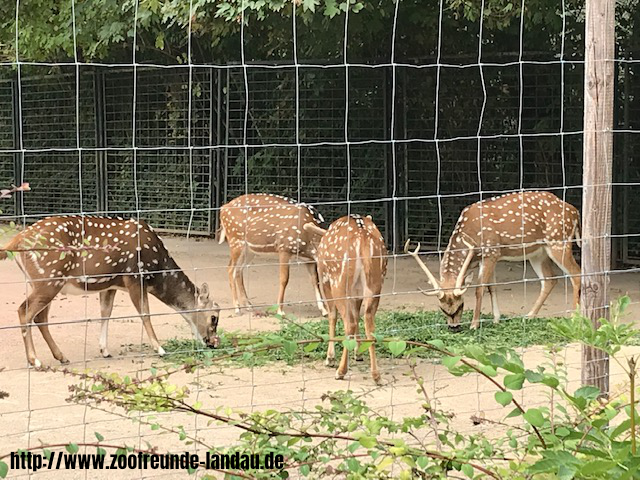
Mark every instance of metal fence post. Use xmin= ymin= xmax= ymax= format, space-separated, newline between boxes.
xmin=11 ymin=73 xmax=23 ymax=219
xmin=94 ymin=69 xmax=107 ymax=213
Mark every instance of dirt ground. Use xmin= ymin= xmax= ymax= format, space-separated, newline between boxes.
xmin=1 ymin=235 xmax=638 ymax=479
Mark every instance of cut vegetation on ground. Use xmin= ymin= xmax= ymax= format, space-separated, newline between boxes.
xmin=161 ymin=310 xmax=567 ymax=367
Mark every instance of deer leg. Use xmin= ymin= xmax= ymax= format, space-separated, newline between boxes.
xmin=546 ymin=244 xmax=581 ymax=312
xmin=363 ymin=295 xmax=381 ymax=384
xmin=276 ymin=251 xmax=292 ymax=316
xmin=527 ymin=254 xmax=557 ymax=317
xmin=335 ymin=299 xmax=355 ymax=380
xmin=34 ymin=305 xmax=68 ymax=364
xmin=487 ymin=271 xmax=501 ymax=323
xmin=326 ymin=305 xmax=338 ymax=367
xmin=472 ymin=258 xmax=496 ymax=329
xmin=127 ymin=284 xmax=164 ymax=356
xmin=305 ymin=262 xmax=328 ymax=317
xmin=18 ymin=289 xmax=61 ymax=367
xmin=321 ymin=278 xmax=338 ymax=366
xmin=353 ymin=298 xmax=364 ymax=362
xmin=228 ymin=247 xmax=243 ymax=314
xmin=236 ymin=248 xmax=254 ymax=310
xmin=99 ymin=290 xmax=116 ymax=358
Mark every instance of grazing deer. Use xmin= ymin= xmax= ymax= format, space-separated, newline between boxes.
xmin=304 ymin=214 xmax=388 ymax=384
xmin=405 ymin=191 xmax=581 ymax=329
xmin=1 ymin=216 xmax=221 ymax=367
xmin=219 ymin=193 xmax=328 ymax=316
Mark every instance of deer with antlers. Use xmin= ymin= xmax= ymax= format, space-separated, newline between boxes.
xmin=405 ymin=191 xmax=581 ymax=329
xmin=304 ymin=214 xmax=388 ymax=384
xmin=219 ymin=193 xmax=328 ymax=316
xmin=1 ymin=216 xmax=221 ymax=367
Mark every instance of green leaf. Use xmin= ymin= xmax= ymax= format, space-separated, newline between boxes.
xmin=283 ymin=340 xmax=297 ymax=355
xmin=461 ymin=463 xmax=474 ymax=478
xmin=580 ymin=460 xmax=616 ymax=475
xmin=388 ymin=340 xmax=407 ymax=356
xmin=505 ymin=406 xmax=522 ymax=418
xmin=427 ymin=339 xmax=445 ymax=350
xmin=343 ymin=338 xmax=357 ymax=351
xmin=97 ymin=447 xmax=106 ymax=457
xmin=504 ymin=373 xmax=525 ymax=390
xmin=302 ymin=0 xmax=317 ymax=12
xmin=478 ymin=364 xmax=497 ymax=377
xmin=66 ymin=443 xmax=79 ymax=454
xmin=574 ymin=385 xmax=600 ymax=401
xmin=300 ymin=464 xmax=310 ymax=476
xmin=358 ymin=436 xmax=377 ymax=448
xmin=523 ymin=408 xmax=544 ymax=427
xmin=618 ymin=295 xmax=631 ymax=314
xmin=0 ymin=461 xmax=7 ymax=479
xmin=95 ymin=431 xmax=104 ymax=442
xmin=416 ymin=456 xmax=429 ymax=469
xmin=303 ymin=342 xmax=320 ymax=352
xmin=495 ymin=391 xmax=513 ymax=406
xmin=357 ymin=340 xmax=373 ymax=354
xmin=524 ymin=370 xmax=544 ymax=383
xmin=376 ymin=456 xmax=394 ymax=471
xmin=442 ymin=356 xmax=462 ymax=369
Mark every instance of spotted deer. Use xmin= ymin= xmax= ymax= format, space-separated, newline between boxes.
xmin=1 ymin=216 xmax=221 ymax=367
xmin=405 ymin=191 xmax=581 ymax=329
xmin=304 ymin=214 xmax=388 ymax=384
xmin=218 ymin=193 xmax=328 ymax=316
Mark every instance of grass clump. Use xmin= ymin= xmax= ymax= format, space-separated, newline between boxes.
xmin=161 ymin=309 xmax=566 ymax=368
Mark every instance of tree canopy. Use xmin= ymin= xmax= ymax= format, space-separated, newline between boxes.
xmin=1 ymin=0 xmax=619 ymax=65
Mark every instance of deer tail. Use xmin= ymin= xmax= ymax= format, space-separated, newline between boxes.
xmin=574 ymin=225 xmax=582 ymax=249
xmin=0 ymin=234 xmax=20 ymax=261
xmin=217 ymin=225 xmax=227 ymax=244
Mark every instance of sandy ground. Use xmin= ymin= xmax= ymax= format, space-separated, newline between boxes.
xmin=1 ymin=235 xmax=639 ymax=479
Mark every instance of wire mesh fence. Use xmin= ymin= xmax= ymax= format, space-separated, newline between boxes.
xmin=0 ymin=0 xmax=639 ymax=478
xmin=2 ymin=57 xmax=636 ymax=261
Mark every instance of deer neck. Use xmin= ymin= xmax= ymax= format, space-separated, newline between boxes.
xmin=146 ymin=260 xmax=197 ymax=313
xmin=440 ymin=242 xmax=470 ymax=288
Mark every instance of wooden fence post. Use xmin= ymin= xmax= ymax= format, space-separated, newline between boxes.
xmin=580 ymin=0 xmax=616 ymax=395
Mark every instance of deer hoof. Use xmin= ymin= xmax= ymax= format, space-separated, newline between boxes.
xmin=101 ymin=350 xmax=112 ymax=358
xmin=59 ymin=357 xmax=70 ymax=365
xmin=31 ymin=359 xmax=42 ymax=369
xmin=493 ymin=316 xmax=500 ymax=324
xmin=354 ymin=354 xmax=364 ymax=362
xmin=157 ymin=346 xmax=166 ymax=357
xmin=335 ymin=370 xmax=345 ymax=380
xmin=372 ymin=372 xmax=382 ymax=384
xmin=325 ymin=357 xmax=335 ymax=367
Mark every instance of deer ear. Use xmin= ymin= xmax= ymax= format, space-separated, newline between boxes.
xmin=366 ymin=215 xmax=372 ymax=220
xmin=199 ymin=283 xmax=210 ymax=302
xmin=464 ymin=272 xmax=474 ymax=285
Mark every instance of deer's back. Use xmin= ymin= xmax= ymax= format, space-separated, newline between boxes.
xmin=452 ymin=191 xmax=580 ymax=251
xmin=12 ymin=216 xmax=178 ymax=292
xmin=316 ymin=215 xmax=387 ymax=295
xmin=220 ymin=194 xmax=323 ymax=256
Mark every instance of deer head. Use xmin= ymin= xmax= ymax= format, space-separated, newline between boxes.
xmin=404 ymin=237 xmax=476 ymax=329
xmin=191 ymin=283 xmax=221 ymax=348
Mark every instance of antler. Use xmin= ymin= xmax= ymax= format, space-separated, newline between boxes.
xmin=453 ymin=236 xmax=477 ymax=296
xmin=404 ymin=239 xmax=443 ymax=298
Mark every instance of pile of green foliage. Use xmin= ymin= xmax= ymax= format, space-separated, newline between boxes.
xmin=161 ymin=309 xmax=566 ymax=367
